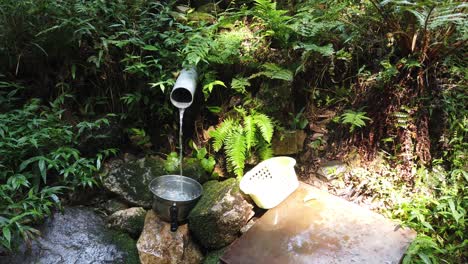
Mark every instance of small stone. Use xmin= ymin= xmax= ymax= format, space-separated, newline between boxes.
xmin=102 ymin=199 xmax=129 ymax=214
xmin=316 ymin=160 xmax=347 ymax=181
xmin=137 ymin=210 xmax=203 ymax=264
xmin=188 ymin=179 xmax=254 ymax=249
xmin=108 ymin=207 xmax=146 ymax=238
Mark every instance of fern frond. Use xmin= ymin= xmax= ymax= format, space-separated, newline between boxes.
xmin=258 ymin=143 xmax=273 ymax=161
xmin=253 ymin=113 xmax=274 ymax=143
xmin=225 ymin=127 xmax=247 ymax=177
xmin=250 ymin=63 xmax=293 ymax=81
xmin=340 ymin=110 xmax=371 ymax=132
xmin=183 ymin=34 xmax=211 ymax=66
xmin=243 ymin=115 xmax=256 ymax=151
xmin=231 ymin=76 xmax=250 ymax=94
xmin=210 ymin=118 xmax=235 ymax=151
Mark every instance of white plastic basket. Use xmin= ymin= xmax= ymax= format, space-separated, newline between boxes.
xmin=240 ymin=156 xmax=299 ymax=209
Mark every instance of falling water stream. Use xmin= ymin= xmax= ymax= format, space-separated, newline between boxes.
xmin=179 ymin=108 xmax=185 ymax=176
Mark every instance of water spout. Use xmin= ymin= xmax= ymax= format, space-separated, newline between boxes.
xmin=170 ymin=68 xmax=198 ymax=109
xmin=170 ymin=67 xmax=198 ymax=177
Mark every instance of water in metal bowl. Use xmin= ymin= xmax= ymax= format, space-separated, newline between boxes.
xmin=149 ymin=175 xmax=203 ymax=231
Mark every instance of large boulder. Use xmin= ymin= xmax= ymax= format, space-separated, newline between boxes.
xmin=102 ymin=156 xmax=166 ymax=208
xmin=107 ymin=207 xmax=146 ymax=238
xmin=0 ymin=207 xmax=139 ymax=264
xmin=188 ymin=179 xmax=254 ymax=249
xmin=136 ymin=210 xmax=203 ymax=264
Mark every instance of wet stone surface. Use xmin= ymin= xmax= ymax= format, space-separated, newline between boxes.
xmin=0 ymin=207 xmax=139 ymax=264
xmin=221 ymin=183 xmax=416 ymax=264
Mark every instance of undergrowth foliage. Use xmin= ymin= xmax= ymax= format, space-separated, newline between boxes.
xmin=0 ymin=90 xmax=115 ymax=250
xmin=0 ymin=0 xmax=466 ymax=262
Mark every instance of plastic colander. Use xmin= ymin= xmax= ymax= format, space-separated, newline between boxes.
xmin=240 ymin=156 xmax=299 ymax=209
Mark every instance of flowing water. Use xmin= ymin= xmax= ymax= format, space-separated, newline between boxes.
xmin=179 ymin=108 xmax=185 ymax=176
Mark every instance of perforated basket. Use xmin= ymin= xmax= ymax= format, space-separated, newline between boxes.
xmin=240 ymin=156 xmax=299 ymax=209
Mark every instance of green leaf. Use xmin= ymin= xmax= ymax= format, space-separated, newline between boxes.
xmin=253 ymin=113 xmax=274 ymax=143
xmin=243 ymin=115 xmax=255 ymax=150
xmin=447 ymin=199 xmax=462 ymax=223
xmin=340 ymin=110 xmax=372 ymax=132
xmin=38 ymin=159 xmax=47 ymax=183
xmin=211 ymin=118 xmax=235 ymax=151
xmin=250 ymin=63 xmax=293 ymax=82
xmin=201 ymin=157 xmax=215 ymax=173
xmin=231 ymin=77 xmax=250 ymax=94
xmin=418 ymin=253 xmax=433 ymax=264
xmin=202 ymin=80 xmax=226 ymax=100
xmin=294 ymin=43 xmax=334 ymax=57
xmin=196 ymin=147 xmax=207 ymax=160
xmin=143 ymin=45 xmax=159 ymax=51
xmin=19 ymin=156 xmax=41 ymax=171
xmin=2 ymin=227 xmax=11 ymax=244
xmin=225 ymin=128 xmax=247 ymax=177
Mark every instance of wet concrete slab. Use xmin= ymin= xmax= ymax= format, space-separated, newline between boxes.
xmin=221 ymin=183 xmax=416 ymax=264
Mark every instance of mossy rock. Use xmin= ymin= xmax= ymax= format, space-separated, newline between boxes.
xmin=203 ymin=247 xmax=226 ymax=264
xmin=104 ymin=231 xmax=140 ymax=264
xmin=0 ymin=207 xmax=140 ymax=264
xmin=107 ymin=207 xmax=146 ymax=238
xmin=102 ymin=157 xmax=166 ymax=208
xmin=188 ymin=179 xmax=254 ymax=249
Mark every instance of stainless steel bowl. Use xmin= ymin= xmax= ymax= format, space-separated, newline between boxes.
xmin=149 ymin=175 xmax=203 ymax=231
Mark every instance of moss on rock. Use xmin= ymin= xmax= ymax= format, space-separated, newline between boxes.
xmin=188 ymin=179 xmax=254 ymax=249
xmin=105 ymin=231 xmax=140 ymax=264
xmin=164 ymin=157 xmax=211 ymax=184
xmin=107 ymin=207 xmax=146 ymax=238
xmin=102 ymin=157 xmax=166 ymax=208
xmin=203 ymin=247 xmax=226 ymax=264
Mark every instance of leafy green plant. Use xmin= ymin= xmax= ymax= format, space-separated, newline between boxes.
xmin=0 ymin=97 xmax=116 ymax=250
xmin=289 ymin=107 xmax=308 ymax=130
xmin=190 ymin=142 xmax=216 ymax=175
xmin=128 ymin=128 xmax=152 ymax=150
xmin=250 ymin=0 xmax=292 ymax=46
xmin=339 ymin=109 xmax=372 ymax=132
xmin=210 ymin=107 xmax=274 ymax=177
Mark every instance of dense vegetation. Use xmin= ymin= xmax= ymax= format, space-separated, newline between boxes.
xmin=0 ymin=0 xmax=466 ymax=263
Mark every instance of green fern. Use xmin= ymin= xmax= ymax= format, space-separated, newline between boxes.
xmin=252 ymin=0 xmax=292 ymax=45
xmin=183 ymin=33 xmax=212 ymax=66
xmin=210 ymin=108 xmax=274 ymax=177
xmin=394 ymin=106 xmax=412 ymax=129
xmin=249 ymin=63 xmax=293 ymax=82
xmin=253 ymin=112 xmax=274 ymax=143
xmin=340 ymin=109 xmax=372 ymax=132
xmin=225 ymin=127 xmax=247 ymax=178
xmin=210 ymin=118 xmax=235 ymax=151
xmin=231 ymin=76 xmax=250 ymax=94
xmin=243 ymin=115 xmax=255 ymax=150
xmin=258 ymin=143 xmax=273 ymax=160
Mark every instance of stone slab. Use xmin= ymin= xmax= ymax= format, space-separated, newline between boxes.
xmin=221 ymin=183 xmax=416 ymax=264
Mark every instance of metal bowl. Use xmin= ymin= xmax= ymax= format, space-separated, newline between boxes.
xmin=149 ymin=175 xmax=203 ymax=231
